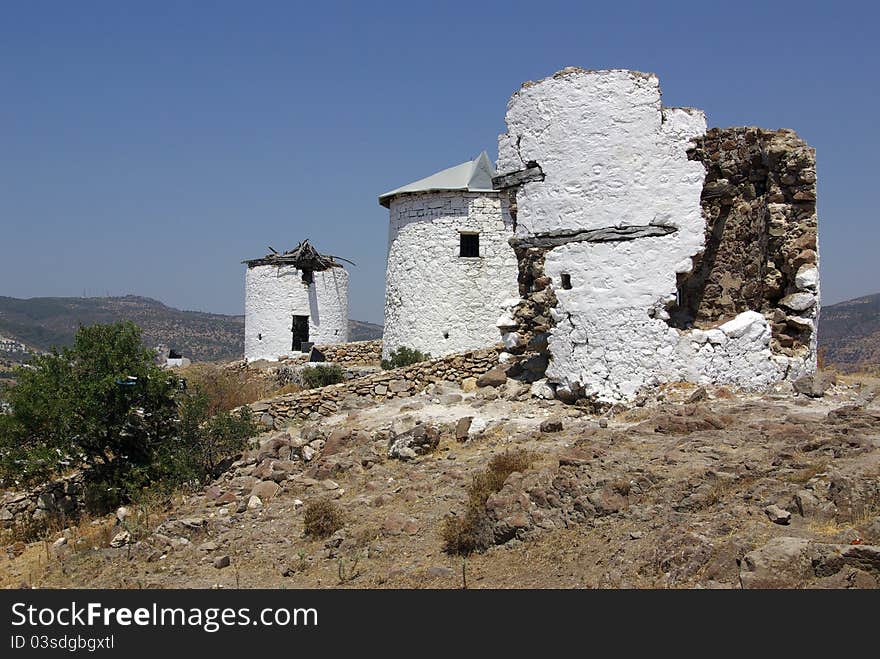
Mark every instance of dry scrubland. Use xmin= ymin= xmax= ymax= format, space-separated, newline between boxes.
xmin=2 ymin=372 xmax=880 ymax=589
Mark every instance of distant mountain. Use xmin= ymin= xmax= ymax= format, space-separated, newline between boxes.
xmin=0 ymin=295 xmax=245 ymax=362
xmin=0 ymin=295 xmax=384 ymax=363
xmin=348 ymin=318 xmax=384 ymax=342
xmin=819 ymin=293 xmax=880 ymax=371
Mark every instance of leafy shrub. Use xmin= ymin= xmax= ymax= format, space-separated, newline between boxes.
xmin=381 ymin=346 xmax=431 ymax=370
xmin=441 ymin=449 xmax=535 ymax=555
xmin=0 ymin=322 xmax=180 ymax=490
xmin=0 ymin=322 xmax=258 ymax=511
xmin=303 ymin=497 xmax=344 ymax=538
xmin=175 ymin=391 xmax=256 ymax=480
xmin=301 ymin=364 xmax=345 ymax=389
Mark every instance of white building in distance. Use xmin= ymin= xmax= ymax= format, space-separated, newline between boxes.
xmin=243 ymin=240 xmax=349 ymax=362
xmin=378 ymin=152 xmax=519 ymax=359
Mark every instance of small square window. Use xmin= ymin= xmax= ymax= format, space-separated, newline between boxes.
xmin=561 ymin=273 xmax=572 ymax=290
xmin=459 ymin=233 xmax=479 ymax=257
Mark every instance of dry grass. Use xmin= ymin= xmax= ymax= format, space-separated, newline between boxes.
xmin=271 ymin=383 xmax=303 ymax=397
xmin=303 ymin=497 xmax=345 ymax=538
xmin=784 ymin=459 xmax=829 ymax=484
xmin=441 ymin=449 xmax=535 ymax=556
xmin=177 ymin=363 xmax=274 ymax=414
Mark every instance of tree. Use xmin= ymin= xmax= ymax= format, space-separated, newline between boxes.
xmin=0 ymin=322 xmax=179 ymax=495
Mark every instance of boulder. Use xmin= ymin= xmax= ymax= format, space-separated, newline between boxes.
xmin=109 ymin=531 xmax=131 ymax=548
xmin=539 ymin=418 xmax=563 ymax=433
xmin=794 ymin=372 xmax=836 ymax=398
xmin=388 ymin=423 xmax=440 ymax=460
xmin=764 ymin=504 xmax=792 ymax=525
xmin=250 ymin=481 xmax=280 ymax=500
xmin=530 ymin=379 xmax=555 ymax=400
xmin=455 ymin=417 xmax=473 ymax=441
xmin=739 ymin=537 xmax=812 ymax=588
xmin=477 ymin=366 xmax=508 ymax=388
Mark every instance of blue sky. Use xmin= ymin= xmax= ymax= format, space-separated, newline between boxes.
xmin=1 ymin=1 xmax=877 ymax=323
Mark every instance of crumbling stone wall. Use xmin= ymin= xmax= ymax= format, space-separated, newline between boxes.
xmin=248 ymin=345 xmax=502 ymax=426
xmin=1 ymin=474 xmax=83 ymax=530
xmin=493 ymin=68 xmax=818 ymax=404
xmin=675 ymin=128 xmax=819 ymax=357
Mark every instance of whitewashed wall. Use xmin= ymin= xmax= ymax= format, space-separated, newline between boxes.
xmin=498 ymin=69 xmax=812 ymax=402
xmin=382 ymin=191 xmax=518 ymax=359
xmin=244 ymin=265 xmax=349 ymax=362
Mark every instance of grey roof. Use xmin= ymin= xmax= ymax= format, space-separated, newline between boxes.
xmin=378 ymin=152 xmax=496 ymax=208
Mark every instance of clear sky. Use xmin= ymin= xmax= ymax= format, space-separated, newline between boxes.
xmin=1 ymin=1 xmax=877 ymax=323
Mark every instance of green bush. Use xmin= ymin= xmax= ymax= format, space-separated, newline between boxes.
xmin=301 ymin=364 xmax=345 ymax=389
xmin=0 ymin=321 xmax=257 ymax=511
xmin=0 ymin=322 xmax=180 ymax=492
xmin=175 ymin=391 xmax=256 ymax=480
xmin=381 ymin=346 xmax=431 ymax=370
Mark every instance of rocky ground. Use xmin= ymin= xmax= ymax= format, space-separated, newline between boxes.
xmin=2 ymin=374 xmax=879 ymax=589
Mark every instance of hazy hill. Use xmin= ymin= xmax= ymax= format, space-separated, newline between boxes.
xmin=0 ymin=295 xmax=383 ymax=362
xmin=819 ymin=293 xmax=880 ymax=371
xmin=348 ymin=318 xmax=384 ymax=342
xmin=5 ymin=291 xmax=874 ymax=371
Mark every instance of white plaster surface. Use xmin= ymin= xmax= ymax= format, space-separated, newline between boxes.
xmin=499 ymin=69 xmax=813 ymax=402
xmin=497 ymin=69 xmax=707 ymax=238
xmin=245 ymin=264 xmax=349 ymax=362
xmin=382 ymin=191 xmax=518 ymax=358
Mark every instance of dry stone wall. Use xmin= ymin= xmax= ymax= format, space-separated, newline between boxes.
xmin=249 ymin=345 xmax=502 ymax=426
xmin=1 ymin=474 xmax=83 ymax=530
xmin=311 ymin=340 xmax=382 ymax=366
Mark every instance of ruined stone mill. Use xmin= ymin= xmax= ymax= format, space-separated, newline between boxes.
xmin=246 ymin=67 xmax=819 ymax=406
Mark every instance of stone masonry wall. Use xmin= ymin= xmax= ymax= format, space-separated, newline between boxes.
xmin=310 ymin=340 xmax=382 ymax=366
xmin=383 ymin=191 xmax=519 ymax=359
xmin=1 ymin=473 xmax=83 ymax=530
xmin=676 ymin=127 xmax=819 ymax=358
xmin=249 ymin=345 xmax=502 ymax=426
xmin=493 ymin=68 xmax=817 ymax=404
xmin=244 ymin=264 xmax=349 ymax=363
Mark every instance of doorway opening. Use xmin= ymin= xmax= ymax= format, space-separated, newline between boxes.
xmin=292 ymin=315 xmax=310 ymax=352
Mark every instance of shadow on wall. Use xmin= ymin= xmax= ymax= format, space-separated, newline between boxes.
xmin=308 ymin=283 xmax=320 ymax=326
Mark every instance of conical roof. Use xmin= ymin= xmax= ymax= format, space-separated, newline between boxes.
xmin=378 ymin=152 xmax=496 ymax=208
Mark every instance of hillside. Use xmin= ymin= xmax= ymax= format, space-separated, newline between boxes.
xmin=0 ymin=295 xmax=245 ymax=362
xmin=348 ymin=318 xmax=384 ymax=342
xmin=4 ymin=374 xmax=880 ymax=589
xmin=820 ymin=293 xmax=880 ymax=372
xmin=0 ymin=295 xmax=383 ymax=362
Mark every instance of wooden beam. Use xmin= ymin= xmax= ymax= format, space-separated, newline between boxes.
xmin=510 ymin=225 xmax=677 ymax=249
xmin=492 ymin=164 xmax=545 ymax=190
